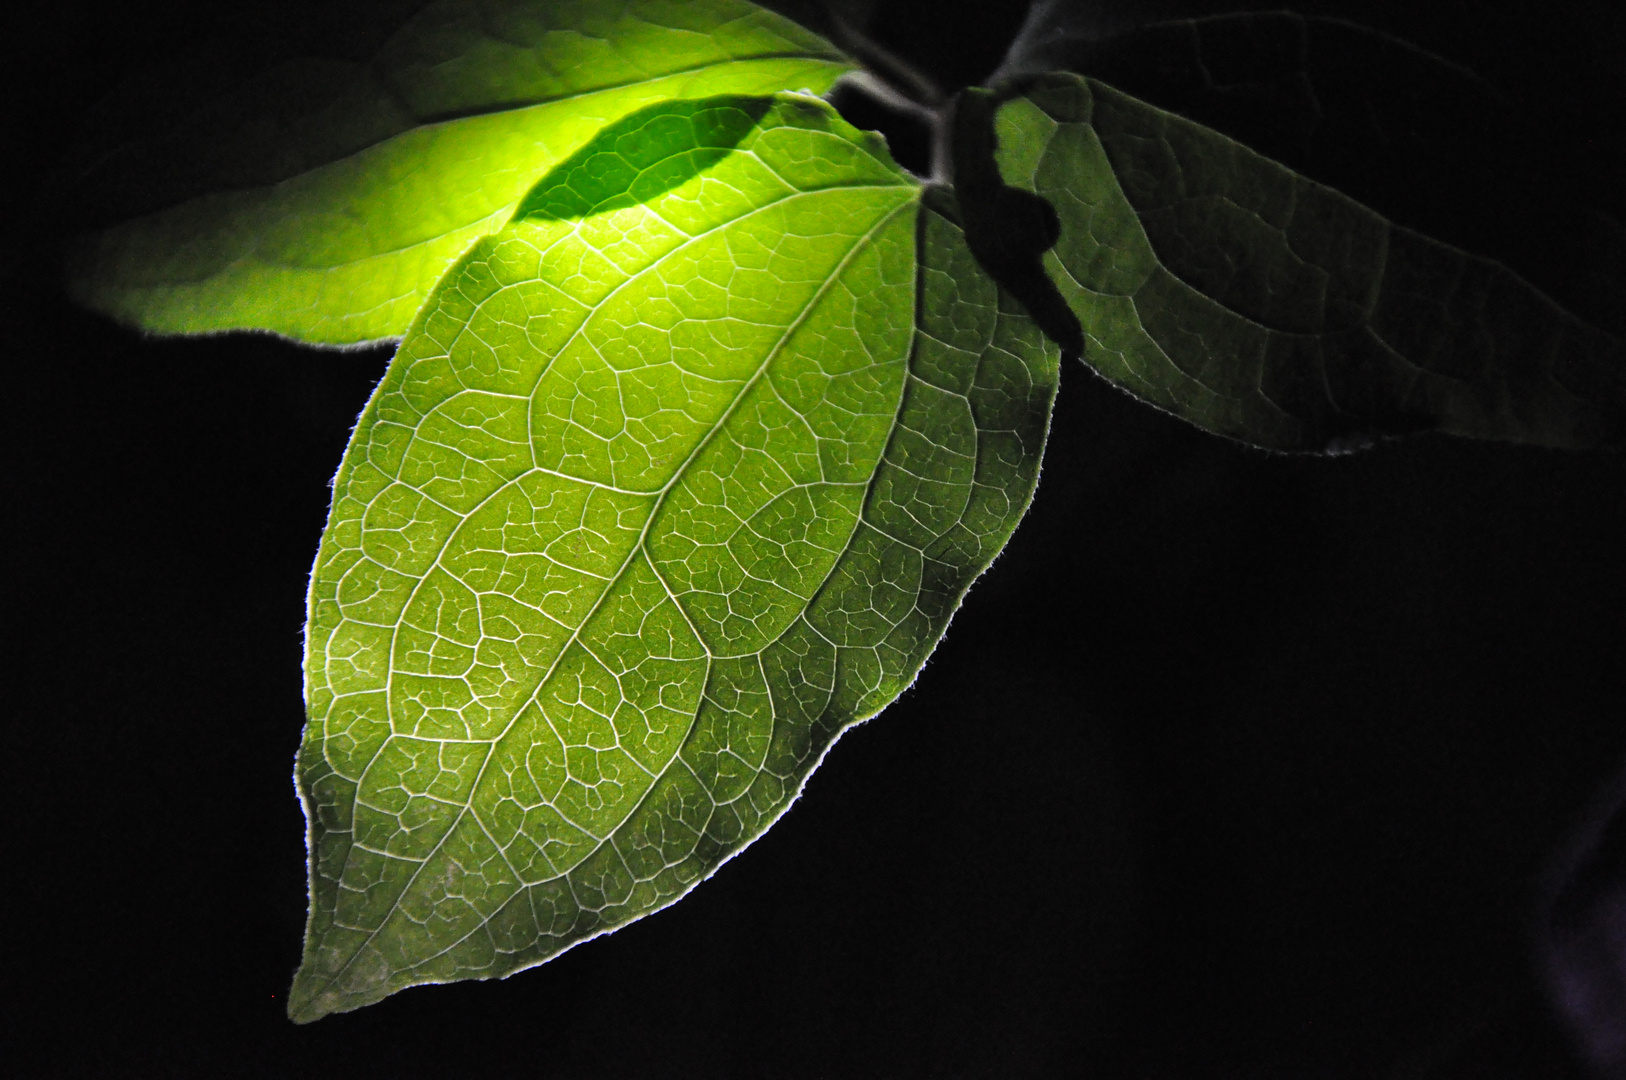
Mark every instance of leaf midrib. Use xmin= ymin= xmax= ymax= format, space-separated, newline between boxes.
xmin=105 ymin=55 xmax=854 ymax=275
xmin=396 ymin=53 xmax=851 ymax=129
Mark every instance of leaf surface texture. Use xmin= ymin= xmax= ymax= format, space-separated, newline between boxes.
xmin=291 ymin=93 xmax=1058 ymax=1020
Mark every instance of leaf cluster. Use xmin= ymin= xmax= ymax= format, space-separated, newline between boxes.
xmin=53 ymin=0 xmax=1625 ymax=1022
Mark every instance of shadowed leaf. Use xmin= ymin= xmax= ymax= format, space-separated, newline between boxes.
xmin=997 ymin=9 xmax=1626 ymax=338
xmin=512 ymin=96 xmax=773 ymax=222
xmin=992 ymin=74 xmax=1626 ymax=451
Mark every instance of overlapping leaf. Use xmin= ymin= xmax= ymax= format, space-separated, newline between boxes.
xmin=63 ymin=0 xmax=854 ymax=345
xmin=62 ymin=0 xmax=1623 ymax=1028
xmin=291 ymin=92 xmax=1058 ymax=1020
xmin=991 ymin=74 xmax=1626 ymax=451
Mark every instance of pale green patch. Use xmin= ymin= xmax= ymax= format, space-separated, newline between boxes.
xmin=65 ymin=0 xmax=853 ymax=345
xmin=290 ymin=93 xmax=1059 ymax=1021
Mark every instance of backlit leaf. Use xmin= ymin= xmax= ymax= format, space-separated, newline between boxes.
xmin=63 ymin=0 xmax=854 ymax=345
xmin=290 ymin=92 xmax=1057 ymax=1021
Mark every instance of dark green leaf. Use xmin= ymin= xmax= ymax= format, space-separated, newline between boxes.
xmin=992 ymin=74 xmax=1626 ymax=451
xmin=998 ymin=9 xmax=1626 ymax=339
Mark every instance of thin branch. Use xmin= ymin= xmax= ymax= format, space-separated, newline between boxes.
xmin=825 ymin=5 xmax=946 ymax=107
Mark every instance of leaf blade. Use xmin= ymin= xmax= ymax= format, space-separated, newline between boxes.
xmin=994 ymin=74 xmax=1626 ymax=451
xmin=64 ymin=0 xmax=854 ymax=346
xmin=290 ymin=94 xmax=1059 ymax=1021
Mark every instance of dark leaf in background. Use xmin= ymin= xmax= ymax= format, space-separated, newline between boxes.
xmin=993 ymin=73 xmax=1626 ymax=450
xmin=999 ymin=5 xmax=1626 ymax=336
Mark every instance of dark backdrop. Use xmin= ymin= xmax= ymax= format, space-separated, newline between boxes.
xmin=5 ymin=1 xmax=1625 ymax=1076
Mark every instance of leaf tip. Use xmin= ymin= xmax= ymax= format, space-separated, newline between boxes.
xmin=284 ymin=968 xmax=335 ymax=1025
xmin=286 ymin=959 xmax=384 ymax=1024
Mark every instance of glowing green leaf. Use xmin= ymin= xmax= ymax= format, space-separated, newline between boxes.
xmin=991 ymin=74 xmax=1626 ymax=451
xmin=290 ymin=92 xmax=1058 ymax=1021
xmin=64 ymin=0 xmax=853 ymax=346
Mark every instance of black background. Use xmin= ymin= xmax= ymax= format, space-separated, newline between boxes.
xmin=5 ymin=1 xmax=1626 ymax=1076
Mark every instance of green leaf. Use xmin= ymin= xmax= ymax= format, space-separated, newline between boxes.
xmin=990 ymin=74 xmax=1626 ymax=451
xmin=63 ymin=0 xmax=853 ymax=346
xmin=290 ymin=92 xmax=1058 ymax=1021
